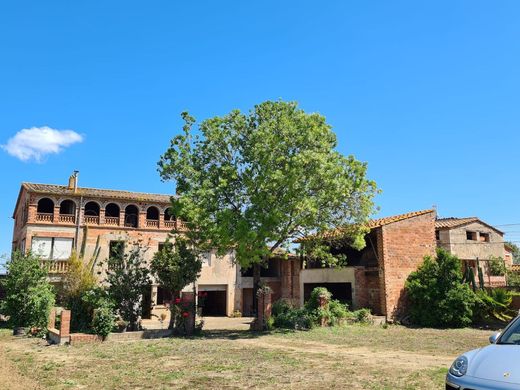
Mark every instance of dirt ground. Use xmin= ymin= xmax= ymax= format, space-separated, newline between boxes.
xmin=0 ymin=324 xmax=492 ymax=389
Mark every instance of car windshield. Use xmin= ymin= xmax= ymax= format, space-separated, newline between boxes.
xmin=498 ymin=317 xmax=520 ymax=344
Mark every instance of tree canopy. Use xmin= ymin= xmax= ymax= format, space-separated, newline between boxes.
xmin=158 ymin=100 xmax=378 ymax=269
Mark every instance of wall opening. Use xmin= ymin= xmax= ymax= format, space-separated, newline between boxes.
xmin=303 ymin=282 xmax=352 ymax=305
xmin=200 ymin=290 xmax=227 ymax=316
xmin=84 ymin=201 xmax=100 ymax=216
xmin=146 ymin=206 xmax=159 ymax=220
xmin=164 ymin=207 xmax=176 ymax=221
xmin=124 ymin=205 xmax=139 ymax=228
xmin=105 ymin=203 xmax=120 ymax=218
xmin=37 ymin=198 xmax=54 ymax=214
xmin=59 ymin=199 xmax=76 ymax=215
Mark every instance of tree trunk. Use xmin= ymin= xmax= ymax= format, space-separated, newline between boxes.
xmin=252 ymin=263 xmax=261 ymax=317
xmin=168 ymin=291 xmax=178 ymax=330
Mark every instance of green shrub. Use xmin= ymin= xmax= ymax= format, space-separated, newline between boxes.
xmin=349 ymin=308 xmax=373 ymax=324
xmin=91 ymin=305 xmax=115 ymax=339
xmin=68 ymin=287 xmax=113 ymax=332
xmin=488 ymin=257 xmax=507 ymax=276
xmin=1 ymin=251 xmax=55 ymax=332
xmin=328 ymin=300 xmax=350 ymax=325
xmin=507 ymin=270 xmax=520 ymax=287
xmin=305 ymin=287 xmax=332 ymax=311
xmin=272 ymin=299 xmax=293 ymax=318
xmin=406 ymin=249 xmax=476 ymax=328
xmin=473 ymin=289 xmax=513 ymax=322
xmin=273 ymin=306 xmax=313 ymax=330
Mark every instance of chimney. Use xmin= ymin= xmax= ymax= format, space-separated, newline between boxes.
xmin=68 ymin=171 xmax=79 ymax=193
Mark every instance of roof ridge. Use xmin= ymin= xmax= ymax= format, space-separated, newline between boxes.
xmin=22 ymin=182 xmax=173 ymax=198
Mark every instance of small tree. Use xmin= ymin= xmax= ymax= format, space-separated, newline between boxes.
xmin=488 ymin=256 xmax=507 ymax=276
xmin=406 ymin=249 xmax=476 ymax=328
xmin=151 ymin=238 xmax=202 ymax=330
xmin=104 ymin=242 xmax=150 ymax=330
xmin=60 ymin=251 xmax=101 ymax=331
xmin=1 ymin=251 xmax=55 ymax=333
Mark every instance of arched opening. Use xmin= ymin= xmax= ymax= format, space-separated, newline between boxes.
xmin=84 ymin=201 xmax=100 ymax=216
xmin=37 ymin=198 xmax=54 ymax=214
xmin=164 ymin=207 xmax=176 ymax=221
xmin=125 ymin=205 xmax=139 ymax=228
xmin=146 ymin=206 xmax=159 ymax=220
xmin=59 ymin=199 xmax=76 ymax=215
xmin=105 ymin=203 xmax=120 ymax=218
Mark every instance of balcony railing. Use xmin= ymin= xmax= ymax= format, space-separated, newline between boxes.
xmin=84 ymin=215 xmax=99 ymax=225
xmin=105 ymin=216 xmax=120 ymax=226
xmin=36 ymin=213 xmax=54 ymax=222
xmin=176 ymin=220 xmax=187 ymax=231
xmin=41 ymin=260 xmax=69 ymax=274
xmin=146 ymin=219 xmax=159 ymax=228
xmin=164 ymin=220 xmax=175 ymax=229
xmin=58 ymin=214 xmax=75 ymax=223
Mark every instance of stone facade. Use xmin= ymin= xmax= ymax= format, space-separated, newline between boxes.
xmin=436 ymin=217 xmax=508 ymax=287
xmin=11 ymin=175 xmax=300 ymax=318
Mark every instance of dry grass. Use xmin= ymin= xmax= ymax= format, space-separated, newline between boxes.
xmin=0 ymin=325 xmax=494 ymax=389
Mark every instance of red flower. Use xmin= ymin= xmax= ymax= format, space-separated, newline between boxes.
xmin=182 ymin=312 xmax=189 ymax=318
xmin=174 ymin=298 xmax=181 ymax=304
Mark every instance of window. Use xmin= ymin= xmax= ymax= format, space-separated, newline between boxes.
xmin=31 ymin=237 xmax=73 ymax=260
xmin=109 ymin=241 xmax=125 ymax=260
xmin=479 ymin=233 xmax=490 ymax=242
xmin=466 ymin=231 xmax=477 ymax=241
xmin=435 ymin=230 xmax=440 ymax=240
xmin=157 ymin=286 xmax=173 ymax=305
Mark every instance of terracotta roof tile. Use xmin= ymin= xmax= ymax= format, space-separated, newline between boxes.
xmin=435 ymin=217 xmax=503 ymax=234
xmin=22 ymin=182 xmax=172 ymax=204
xmin=297 ymin=209 xmax=435 ymax=242
xmin=435 ymin=217 xmax=479 ymax=229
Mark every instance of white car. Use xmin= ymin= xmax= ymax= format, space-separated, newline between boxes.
xmin=446 ymin=316 xmax=520 ymax=390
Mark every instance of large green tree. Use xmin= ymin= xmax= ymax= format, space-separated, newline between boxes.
xmin=158 ymin=100 xmax=378 ymax=312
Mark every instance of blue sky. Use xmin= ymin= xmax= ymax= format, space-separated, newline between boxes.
xmin=1 ymin=1 xmax=520 ymax=260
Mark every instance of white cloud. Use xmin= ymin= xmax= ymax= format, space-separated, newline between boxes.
xmin=1 ymin=126 xmax=84 ymax=162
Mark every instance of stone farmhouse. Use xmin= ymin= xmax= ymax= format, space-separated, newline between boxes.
xmin=435 ymin=217 xmax=511 ymax=287
xmin=10 ymin=174 xmax=300 ymax=319
xmin=11 ymin=174 xmax=512 ymax=321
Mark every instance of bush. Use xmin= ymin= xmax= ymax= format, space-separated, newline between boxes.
xmin=473 ymin=289 xmax=514 ymax=323
xmin=274 ymin=307 xmax=314 ymax=330
xmin=91 ymin=305 xmax=115 ymax=339
xmin=271 ymin=289 xmax=350 ymax=329
xmin=1 ymin=251 xmax=55 ymax=333
xmin=406 ymin=249 xmax=476 ymax=328
xmin=349 ymin=308 xmax=373 ymax=324
xmin=488 ymin=256 xmax=507 ymax=276
xmin=328 ymin=300 xmax=350 ymax=326
xmin=68 ymin=287 xmax=113 ymax=332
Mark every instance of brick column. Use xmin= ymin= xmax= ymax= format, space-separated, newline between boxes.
xmin=54 ymin=205 xmax=60 ymax=223
xmin=159 ymin=213 xmax=164 ymax=229
xmin=138 ymin=211 xmax=146 ymax=229
xmin=119 ymin=209 xmax=126 ymax=227
xmin=48 ymin=308 xmax=56 ymax=329
xmin=181 ymin=292 xmax=195 ymax=336
xmin=60 ymin=310 xmax=71 ymax=338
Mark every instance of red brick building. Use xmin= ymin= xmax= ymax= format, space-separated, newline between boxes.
xmin=298 ymin=210 xmax=436 ymax=320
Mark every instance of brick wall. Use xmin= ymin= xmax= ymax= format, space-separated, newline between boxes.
xmin=380 ymin=211 xmax=436 ymax=319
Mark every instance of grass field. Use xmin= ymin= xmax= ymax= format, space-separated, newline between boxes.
xmin=0 ymin=325 xmax=493 ymax=389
